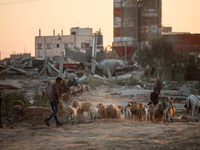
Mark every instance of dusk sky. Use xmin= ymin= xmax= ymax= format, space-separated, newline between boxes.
xmin=0 ymin=0 xmax=200 ymax=59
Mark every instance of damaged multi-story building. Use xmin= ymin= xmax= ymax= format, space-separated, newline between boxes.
xmin=113 ymin=0 xmax=200 ymax=60
xmin=35 ymin=27 xmax=93 ymax=59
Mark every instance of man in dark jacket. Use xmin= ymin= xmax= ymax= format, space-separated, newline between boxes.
xmin=150 ymin=88 xmax=159 ymax=106
xmin=44 ymin=77 xmax=63 ymax=127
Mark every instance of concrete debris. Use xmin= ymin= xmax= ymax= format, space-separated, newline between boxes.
xmin=135 ymin=85 xmax=142 ymax=89
xmin=178 ymin=86 xmax=190 ymax=96
xmin=88 ymin=74 xmax=106 ymax=81
xmin=0 ymin=64 xmax=29 ymax=79
xmin=0 ymin=83 xmax=21 ymax=90
xmin=78 ymin=75 xmax=88 ymax=82
xmin=39 ymin=62 xmax=59 ymax=77
xmin=96 ymin=59 xmax=127 ymax=77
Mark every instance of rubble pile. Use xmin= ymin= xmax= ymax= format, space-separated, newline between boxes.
xmin=178 ymin=86 xmax=190 ymax=96
xmin=0 ymin=64 xmax=29 ymax=79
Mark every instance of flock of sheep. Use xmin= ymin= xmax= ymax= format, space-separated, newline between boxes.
xmin=58 ymin=97 xmax=176 ymax=124
xmin=59 ymin=93 xmax=200 ymax=123
xmin=13 ymin=93 xmax=200 ymax=124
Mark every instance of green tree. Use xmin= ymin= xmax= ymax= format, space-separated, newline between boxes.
xmin=184 ymin=55 xmax=199 ymax=80
xmin=136 ymin=37 xmax=176 ymax=77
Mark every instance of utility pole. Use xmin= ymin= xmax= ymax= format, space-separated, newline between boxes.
xmin=91 ymin=33 xmax=98 ymax=75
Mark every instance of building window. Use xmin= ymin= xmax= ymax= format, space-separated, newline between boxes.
xmin=64 ymin=44 xmax=68 ymax=49
xmin=81 ymin=42 xmax=90 ymax=49
xmin=37 ymin=44 xmax=42 ymax=49
xmin=71 ymin=32 xmax=76 ymax=35
xmin=54 ymin=44 xmax=59 ymax=48
xmin=71 ymin=42 xmax=73 ymax=45
xmin=46 ymin=44 xmax=52 ymax=49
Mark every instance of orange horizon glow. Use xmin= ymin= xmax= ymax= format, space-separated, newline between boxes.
xmin=0 ymin=0 xmax=200 ymax=60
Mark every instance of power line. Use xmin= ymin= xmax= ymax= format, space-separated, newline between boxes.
xmin=0 ymin=0 xmax=40 ymax=5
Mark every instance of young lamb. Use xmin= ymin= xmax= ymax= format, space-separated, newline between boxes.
xmin=185 ymin=94 xmax=200 ymax=122
xmin=89 ymin=106 xmax=99 ymax=120
xmin=106 ymin=104 xmax=121 ymax=119
xmin=65 ymin=105 xmax=79 ymax=122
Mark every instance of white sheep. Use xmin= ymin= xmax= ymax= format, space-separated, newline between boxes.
xmin=89 ymin=106 xmax=99 ymax=120
xmin=65 ymin=105 xmax=79 ymax=122
xmin=185 ymin=94 xmax=200 ymax=122
xmin=71 ymin=100 xmax=94 ymax=116
xmin=124 ymin=106 xmax=132 ymax=119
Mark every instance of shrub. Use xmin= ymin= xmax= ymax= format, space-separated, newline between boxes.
xmin=33 ymin=90 xmax=49 ymax=107
xmin=127 ymin=78 xmax=143 ymax=87
xmin=111 ymin=79 xmax=126 ymax=86
xmin=2 ymin=90 xmax=29 ymax=117
xmin=80 ymin=78 xmax=105 ymax=86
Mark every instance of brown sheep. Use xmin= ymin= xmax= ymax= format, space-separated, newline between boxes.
xmin=23 ymin=106 xmax=51 ymax=120
xmin=130 ymin=103 xmax=141 ymax=122
xmin=154 ymin=102 xmax=163 ymax=122
xmin=106 ymin=104 xmax=121 ymax=119
xmin=98 ymin=104 xmax=107 ymax=119
xmin=71 ymin=100 xmax=94 ymax=115
xmin=96 ymin=103 xmax=105 ymax=108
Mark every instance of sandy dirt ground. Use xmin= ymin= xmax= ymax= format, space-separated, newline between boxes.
xmin=0 ymin=85 xmax=200 ymax=150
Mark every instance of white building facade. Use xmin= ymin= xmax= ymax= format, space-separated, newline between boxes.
xmin=35 ymin=27 xmax=93 ymax=59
